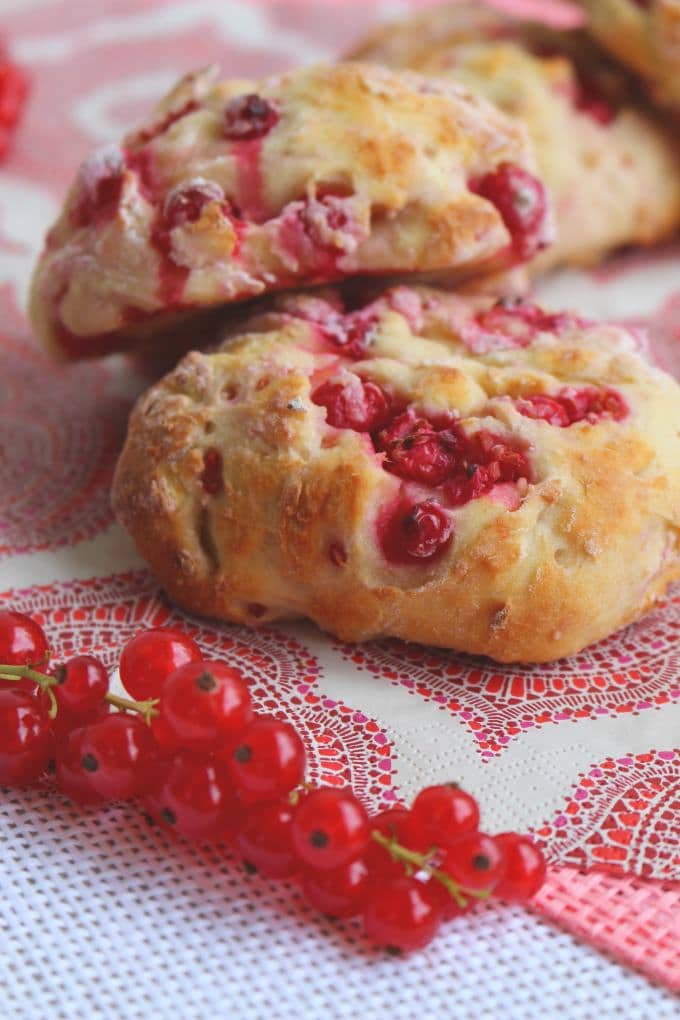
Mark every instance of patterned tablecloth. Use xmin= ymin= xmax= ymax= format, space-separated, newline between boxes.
xmin=0 ymin=2 xmax=678 ymax=1017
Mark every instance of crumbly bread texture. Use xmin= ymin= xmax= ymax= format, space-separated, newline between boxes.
xmin=112 ymin=285 xmax=680 ymax=663
xmin=29 ymin=62 xmax=548 ymax=360
xmin=348 ymin=3 xmax=680 ymax=272
xmin=578 ymin=0 xmax=680 ymax=112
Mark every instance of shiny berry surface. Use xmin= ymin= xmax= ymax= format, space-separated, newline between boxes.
xmin=442 ymin=832 xmax=506 ymax=892
xmin=378 ymin=499 xmax=453 ymax=565
xmin=56 ymin=714 xmax=159 ymax=803
xmin=236 ymin=801 xmax=298 ymax=878
xmin=0 ymin=688 xmax=51 ymax=786
xmin=363 ymin=877 xmax=442 ymax=953
xmin=228 ymin=716 xmax=306 ymax=803
xmin=470 ymin=162 xmax=549 ymax=260
xmin=52 ymin=655 xmax=109 ymax=719
xmin=158 ymin=661 xmax=252 ymax=753
xmin=145 ymin=753 xmax=236 ymax=842
xmin=119 ymin=628 xmax=202 ymax=701
xmin=0 ymin=610 xmax=49 ymax=667
xmin=49 ymin=700 xmax=111 ymax=747
xmin=303 ymin=857 xmax=370 ymax=918
xmin=494 ymin=833 xmax=547 ymax=901
xmin=291 ymin=788 xmax=370 ymax=870
xmin=409 ymin=784 xmax=480 ymax=851
xmin=224 ymin=93 xmax=279 ymax=140
xmin=312 ymin=376 xmax=392 ymax=433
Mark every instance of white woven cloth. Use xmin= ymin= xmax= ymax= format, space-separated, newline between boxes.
xmin=1 ymin=2 xmax=679 ymax=1016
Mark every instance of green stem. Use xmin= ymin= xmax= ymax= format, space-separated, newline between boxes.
xmin=0 ymin=662 xmax=158 ymax=724
xmin=0 ymin=664 xmax=56 ymax=687
xmin=370 ymin=830 xmax=492 ymax=909
xmin=105 ymin=692 xmax=159 ymax=724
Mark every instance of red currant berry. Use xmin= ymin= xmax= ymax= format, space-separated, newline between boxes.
xmin=515 ymin=394 xmax=571 ymax=427
xmin=71 ymin=148 xmax=125 ymax=228
xmin=312 ymin=376 xmax=393 ymax=433
xmin=419 ymin=877 xmax=476 ymax=922
xmin=291 ymin=788 xmax=370 ymax=870
xmin=409 ymin=784 xmax=480 ymax=851
xmin=227 ymin=716 xmax=305 ymax=804
xmin=157 ymin=660 xmax=252 ymax=754
xmin=441 ymin=832 xmax=506 ymax=892
xmin=200 ymin=448 xmax=223 ymax=495
xmin=0 ymin=688 xmax=52 ymax=786
xmin=55 ymin=735 xmax=103 ymax=805
xmin=303 ymin=857 xmax=370 ymax=918
xmin=56 ymin=714 xmax=159 ymax=804
xmin=378 ymin=499 xmax=453 ymax=565
xmin=119 ymin=627 xmax=202 ymax=701
xmin=494 ymin=833 xmax=547 ymax=901
xmin=364 ymin=807 xmax=415 ymax=881
xmin=0 ymin=59 xmax=29 ymax=132
xmin=144 ymin=753 xmax=236 ymax=842
xmin=223 ymin=93 xmax=279 ymax=140
xmin=0 ymin=610 xmax=49 ymax=667
xmin=470 ymin=162 xmax=549 ymax=260
xmin=235 ymin=800 xmax=298 ymax=878
xmin=163 ymin=180 xmax=227 ymax=229
xmin=363 ymin=877 xmax=442 ymax=954
xmin=51 ymin=655 xmax=109 ymax=719
xmin=378 ymin=412 xmax=458 ymax=486
xmin=49 ymin=700 xmax=110 ymax=746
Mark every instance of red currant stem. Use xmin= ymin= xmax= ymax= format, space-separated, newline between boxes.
xmin=104 ymin=692 xmax=159 ymax=724
xmin=0 ymin=664 xmax=56 ymax=687
xmin=0 ymin=663 xmax=158 ymax=722
xmin=288 ymin=781 xmax=317 ymax=807
xmin=370 ymin=831 xmax=492 ymax=909
xmin=44 ymin=686 xmax=58 ymax=720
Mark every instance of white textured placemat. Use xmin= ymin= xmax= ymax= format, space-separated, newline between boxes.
xmin=1 ymin=2 xmax=679 ymax=1016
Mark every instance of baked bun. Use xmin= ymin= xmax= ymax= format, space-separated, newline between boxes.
xmin=29 ymin=62 xmax=549 ymax=360
xmin=349 ymin=4 xmax=680 ymax=271
xmin=577 ymin=0 xmax=680 ymax=112
xmin=112 ymin=284 xmax=680 ymax=663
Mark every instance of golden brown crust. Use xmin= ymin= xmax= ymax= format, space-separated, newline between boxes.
xmin=112 ymin=285 xmax=680 ymax=663
xmin=577 ymin=0 xmax=680 ymax=111
xmin=348 ymin=3 xmax=680 ymax=271
xmin=30 ymin=62 xmax=544 ymax=359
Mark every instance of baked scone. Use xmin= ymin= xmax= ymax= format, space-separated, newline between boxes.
xmin=29 ymin=62 xmax=551 ymax=360
xmin=577 ymin=0 xmax=680 ymax=112
xmin=112 ymin=285 xmax=680 ymax=664
xmin=349 ymin=4 xmax=680 ymax=271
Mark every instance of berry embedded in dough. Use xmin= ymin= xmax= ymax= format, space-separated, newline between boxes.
xmin=29 ymin=62 xmax=550 ymax=360
xmin=112 ymin=285 xmax=680 ymax=663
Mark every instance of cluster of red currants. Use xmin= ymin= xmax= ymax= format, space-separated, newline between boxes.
xmin=0 ymin=42 xmax=29 ymax=158
xmin=0 ymin=608 xmax=547 ymax=954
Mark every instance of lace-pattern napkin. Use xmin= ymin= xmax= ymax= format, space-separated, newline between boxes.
xmin=0 ymin=0 xmax=678 ymax=1013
